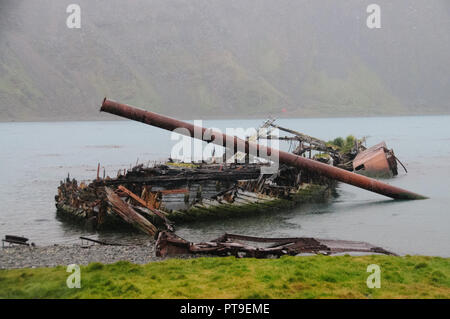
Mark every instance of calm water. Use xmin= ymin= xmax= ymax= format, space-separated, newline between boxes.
xmin=0 ymin=116 xmax=449 ymax=256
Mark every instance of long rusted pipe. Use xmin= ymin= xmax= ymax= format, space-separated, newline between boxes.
xmin=100 ymin=98 xmax=427 ymax=200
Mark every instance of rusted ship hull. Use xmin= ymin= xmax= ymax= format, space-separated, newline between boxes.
xmin=353 ymin=142 xmax=398 ymax=178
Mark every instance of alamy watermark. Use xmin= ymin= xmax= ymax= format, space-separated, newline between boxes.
xmin=366 ymin=264 xmax=381 ymax=288
xmin=66 ymin=4 xmax=81 ymax=29
xmin=66 ymin=264 xmax=81 ymax=288
xmin=66 ymin=4 xmax=382 ymax=31
xmin=366 ymin=4 xmax=381 ymax=29
xmin=169 ymin=121 xmax=280 ymax=174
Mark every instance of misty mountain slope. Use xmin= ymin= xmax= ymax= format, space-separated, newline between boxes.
xmin=0 ymin=0 xmax=449 ymax=121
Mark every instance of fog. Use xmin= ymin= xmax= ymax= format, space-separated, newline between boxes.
xmin=0 ymin=0 xmax=449 ymax=121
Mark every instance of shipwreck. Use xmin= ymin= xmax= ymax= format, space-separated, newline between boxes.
xmin=97 ymin=98 xmax=424 ymax=200
xmin=54 ymin=98 xmax=426 ymax=258
xmin=56 ymin=160 xmax=336 ymax=232
xmin=257 ymin=119 xmax=402 ymax=178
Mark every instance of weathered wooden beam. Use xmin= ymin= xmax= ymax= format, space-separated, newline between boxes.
xmin=79 ymin=236 xmax=122 ymax=246
xmin=94 ymin=171 xmax=261 ymax=186
xmin=105 ymin=187 xmax=158 ymax=237
xmin=117 ymin=185 xmax=174 ymax=232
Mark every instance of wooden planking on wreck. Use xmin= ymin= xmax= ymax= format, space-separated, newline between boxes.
xmin=165 ymin=183 xmax=334 ymax=222
xmin=55 ymin=162 xmax=336 ymax=232
xmin=104 ymin=187 xmax=158 ymax=237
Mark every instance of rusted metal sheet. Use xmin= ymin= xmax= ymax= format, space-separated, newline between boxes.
xmin=105 ymin=187 xmax=158 ymax=237
xmin=353 ymin=141 xmax=398 ymax=177
xmin=155 ymin=231 xmax=397 ymax=258
xmin=159 ymin=188 xmax=189 ymax=195
xmin=155 ymin=231 xmax=192 ymax=257
xmin=100 ymin=98 xmax=426 ymax=200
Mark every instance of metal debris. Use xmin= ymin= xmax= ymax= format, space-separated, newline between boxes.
xmin=155 ymin=231 xmax=397 ymax=258
xmin=353 ymin=141 xmax=400 ymax=178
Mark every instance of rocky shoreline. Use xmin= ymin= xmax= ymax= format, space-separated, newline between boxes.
xmin=0 ymin=243 xmax=174 ymax=269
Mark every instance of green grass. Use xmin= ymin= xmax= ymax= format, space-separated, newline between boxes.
xmin=0 ymin=255 xmax=448 ymax=299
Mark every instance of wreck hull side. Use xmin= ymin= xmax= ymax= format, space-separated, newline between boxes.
xmin=56 ymin=182 xmax=336 ymax=228
xmin=354 ymin=148 xmax=393 ymax=178
xmin=353 ymin=141 xmax=400 ymax=178
xmin=165 ymin=182 xmax=336 ymax=223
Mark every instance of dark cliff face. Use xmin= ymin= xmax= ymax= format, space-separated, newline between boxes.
xmin=1 ymin=0 xmax=449 ymax=121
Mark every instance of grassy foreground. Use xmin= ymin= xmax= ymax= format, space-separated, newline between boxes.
xmin=0 ymin=255 xmax=449 ymax=299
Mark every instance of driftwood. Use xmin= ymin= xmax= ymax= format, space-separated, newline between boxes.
xmin=79 ymin=236 xmax=124 ymax=246
xmin=105 ymin=187 xmax=158 ymax=237
xmin=2 ymin=235 xmax=33 ymax=248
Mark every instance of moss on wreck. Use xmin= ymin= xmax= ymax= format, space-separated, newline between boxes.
xmin=327 ymin=135 xmax=359 ymax=153
xmin=166 ymin=183 xmax=334 ymax=223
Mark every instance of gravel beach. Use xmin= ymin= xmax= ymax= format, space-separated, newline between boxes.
xmin=0 ymin=243 xmax=166 ymax=269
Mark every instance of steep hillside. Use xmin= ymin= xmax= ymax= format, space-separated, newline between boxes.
xmin=0 ymin=0 xmax=449 ymax=121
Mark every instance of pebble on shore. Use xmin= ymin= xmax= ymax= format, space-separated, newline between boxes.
xmin=0 ymin=243 xmax=163 ymax=269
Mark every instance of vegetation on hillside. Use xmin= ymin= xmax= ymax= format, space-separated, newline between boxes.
xmin=1 ymin=1 xmax=449 ymax=121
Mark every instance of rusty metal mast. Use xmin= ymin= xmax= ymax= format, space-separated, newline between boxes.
xmin=100 ymin=98 xmax=427 ymax=200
